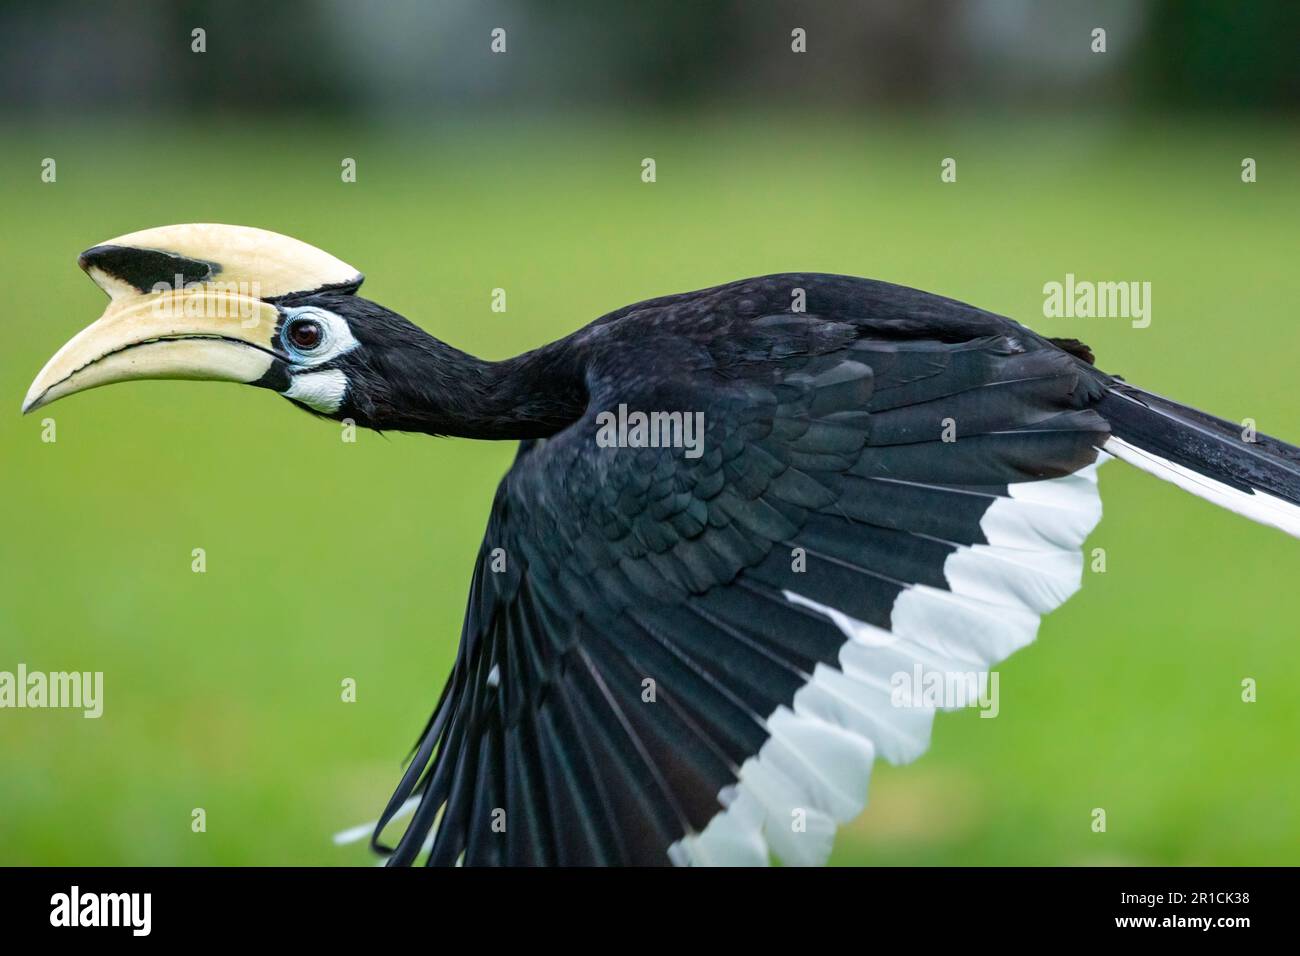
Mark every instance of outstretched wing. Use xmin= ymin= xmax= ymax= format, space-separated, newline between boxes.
xmin=373 ymin=320 xmax=1110 ymax=866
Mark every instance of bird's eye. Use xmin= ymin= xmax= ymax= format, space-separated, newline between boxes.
xmin=278 ymin=307 xmax=356 ymax=366
xmin=285 ymin=318 xmax=324 ymax=352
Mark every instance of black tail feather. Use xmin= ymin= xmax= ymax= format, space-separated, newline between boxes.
xmin=1096 ymin=383 xmax=1300 ymax=507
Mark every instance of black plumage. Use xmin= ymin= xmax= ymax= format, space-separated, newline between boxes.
xmin=31 ymin=238 xmax=1300 ymax=866
xmin=249 ymin=273 xmax=1297 ymax=866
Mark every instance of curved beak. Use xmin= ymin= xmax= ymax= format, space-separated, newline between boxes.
xmin=22 ymin=223 xmax=363 ymax=414
xmin=22 ymin=289 xmax=282 ymax=414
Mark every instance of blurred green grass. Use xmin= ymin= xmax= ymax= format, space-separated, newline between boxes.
xmin=0 ymin=115 xmax=1297 ymax=865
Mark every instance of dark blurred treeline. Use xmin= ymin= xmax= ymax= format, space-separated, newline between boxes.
xmin=1 ymin=0 xmax=1295 ymax=118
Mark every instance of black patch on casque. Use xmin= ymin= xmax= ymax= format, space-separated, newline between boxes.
xmin=78 ymin=244 xmax=219 ymax=293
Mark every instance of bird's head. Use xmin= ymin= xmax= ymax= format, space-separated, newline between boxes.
xmin=22 ymin=223 xmax=467 ymax=431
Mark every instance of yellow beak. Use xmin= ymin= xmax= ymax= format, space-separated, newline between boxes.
xmin=23 ymin=223 xmax=362 ymax=414
xmin=21 ymin=289 xmax=283 ymax=413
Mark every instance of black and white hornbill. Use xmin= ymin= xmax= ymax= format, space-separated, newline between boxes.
xmin=24 ymin=224 xmax=1300 ymax=866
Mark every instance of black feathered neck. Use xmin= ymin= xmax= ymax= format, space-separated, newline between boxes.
xmin=296 ymin=293 xmax=589 ymax=439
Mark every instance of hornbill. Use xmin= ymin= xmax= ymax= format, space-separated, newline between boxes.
xmin=23 ymin=223 xmax=1300 ymax=866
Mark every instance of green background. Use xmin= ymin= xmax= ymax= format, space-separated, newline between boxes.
xmin=1 ymin=116 xmax=1297 ymax=865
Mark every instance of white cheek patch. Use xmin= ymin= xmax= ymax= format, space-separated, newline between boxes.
xmin=284 ymin=368 xmax=348 ymax=413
